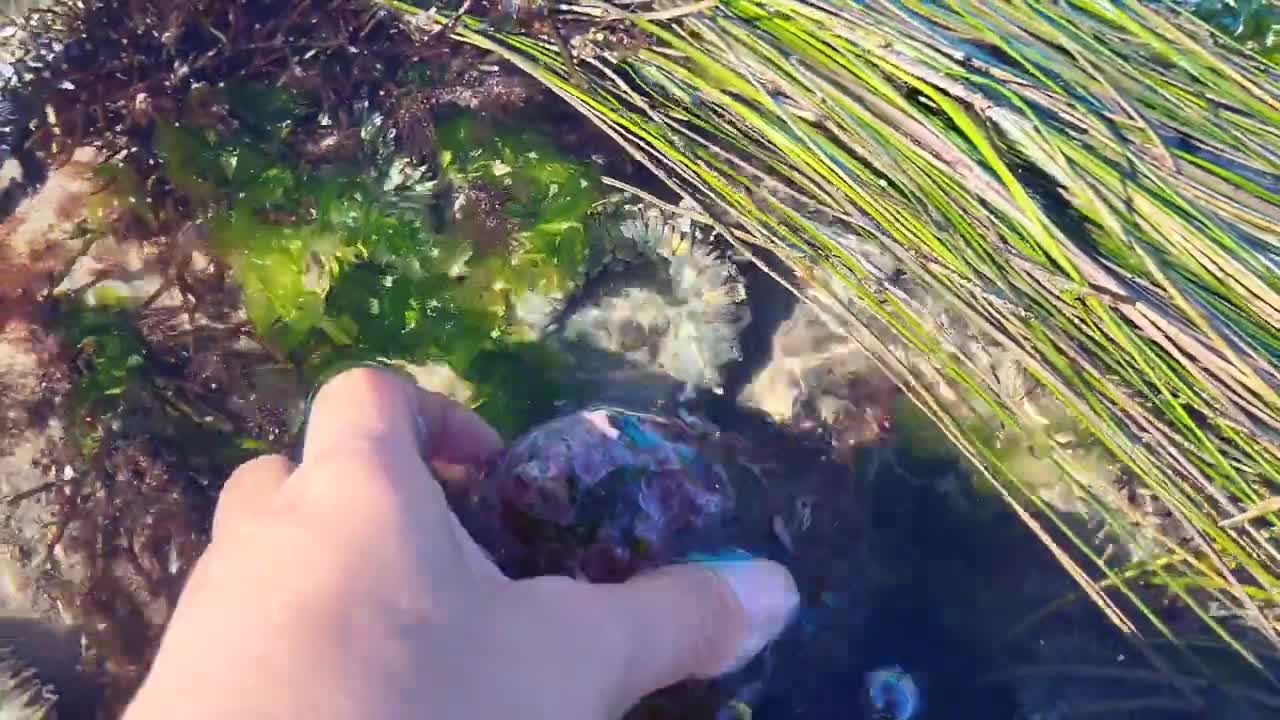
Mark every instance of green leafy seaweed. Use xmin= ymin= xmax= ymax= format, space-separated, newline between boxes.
xmin=148 ymin=88 xmax=601 ymax=432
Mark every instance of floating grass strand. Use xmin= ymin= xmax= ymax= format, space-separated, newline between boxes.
xmin=383 ymin=0 xmax=1280 ymax=692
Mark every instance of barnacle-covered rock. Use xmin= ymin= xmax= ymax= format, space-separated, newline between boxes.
xmin=0 ymin=148 xmax=100 ymax=305
xmin=457 ymin=407 xmax=748 ymax=582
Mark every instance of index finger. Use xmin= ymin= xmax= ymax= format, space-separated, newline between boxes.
xmin=302 ymin=366 xmax=503 ymax=480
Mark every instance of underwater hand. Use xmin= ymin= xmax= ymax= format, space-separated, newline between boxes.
xmin=125 ymin=367 xmax=798 ymax=719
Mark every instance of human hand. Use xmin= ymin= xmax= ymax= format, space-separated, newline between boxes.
xmin=125 ymin=367 xmax=799 ymax=719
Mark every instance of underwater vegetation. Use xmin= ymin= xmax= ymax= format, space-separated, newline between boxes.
xmin=76 ymin=104 xmax=599 ymax=699
xmin=443 ymin=0 xmax=1280 ymax=710
xmin=140 ymin=95 xmax=600 ymax=431
xmin=1193 ymin=0 xmax=1280 ymax=58
xmin=31 ymin=295 xmax=289 ymax=707
xmin=3 ymin=0 xmax=426 ymax=153
xmin=0 ymin=102 xmax=603 ymax=706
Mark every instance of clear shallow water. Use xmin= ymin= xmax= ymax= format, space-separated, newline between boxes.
xmin=1187 ymin=0 xmax=1279 ymax=59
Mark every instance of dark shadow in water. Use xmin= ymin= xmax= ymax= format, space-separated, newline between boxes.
xmin=717 ymin=255 xmax=801 ymax=406
xmin=705 ymin=403 xmax=1033 ymax=718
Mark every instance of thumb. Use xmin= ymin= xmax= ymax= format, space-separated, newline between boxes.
xmin=581 ymin=557 xmax=799 ymax=713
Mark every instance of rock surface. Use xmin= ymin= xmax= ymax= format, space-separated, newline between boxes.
xmin=0 ymin=323 xmax=67 ymax=622
xmin=0 ymin=153 xmax=101 ymax=623
xmin=739 ymin=299 xmax=897 ymax=459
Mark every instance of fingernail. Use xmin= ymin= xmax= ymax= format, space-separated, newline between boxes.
xmin=694 ymin=554 xmax=799 ymax=676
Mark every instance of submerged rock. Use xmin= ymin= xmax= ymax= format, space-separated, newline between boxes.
xmin=450 ymin=405 xmax=891 ymax=718
xmin=0 ymin=155 xmax=99 ymax=626
xmin=739 ymin=298 xmax=898 ymax=458
xmin=0 ymin=148 xmax=100 ymax=306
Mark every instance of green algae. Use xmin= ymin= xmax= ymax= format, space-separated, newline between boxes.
xmin=462 ymin=342 xmax=569 ymax=436
xmin=58 ymin=300 xmax=147 ymax=418
xmin=53 ymin=298 xmax=262 ymax=469
xmin=436 ymin=115 xmax=599 ymax=304
xmin=146 ymin=87 xmax=601 ymax=431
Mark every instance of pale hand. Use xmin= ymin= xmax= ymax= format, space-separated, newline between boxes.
xmin=125 ymin=367 xmax=799 ymax=719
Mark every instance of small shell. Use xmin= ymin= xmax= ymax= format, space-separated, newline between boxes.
xmin=867 ymin=665 xmax=920 ymax=720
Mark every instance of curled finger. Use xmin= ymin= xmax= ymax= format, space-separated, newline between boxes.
xmin=213 ymin=454 xmax=294 ymax=538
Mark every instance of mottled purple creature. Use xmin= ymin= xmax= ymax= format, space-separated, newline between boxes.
xmin=455 ymin=408 xmax=739 ymax=582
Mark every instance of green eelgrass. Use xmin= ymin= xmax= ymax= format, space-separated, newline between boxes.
xmin=386 ymin=0 xmax=1280 ymax=699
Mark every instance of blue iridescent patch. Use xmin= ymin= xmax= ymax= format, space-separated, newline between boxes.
xmin=867 ymin=665 xmax=920 ymax=720
xmin=684 ymin=547 xmax=755 ymax=564
xmin=619 ymin=414 xmax=664 ymax=449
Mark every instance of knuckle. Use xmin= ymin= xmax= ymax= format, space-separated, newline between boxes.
xmin=294 ymin=446 xmax=400 ymax=499
xmin=290 ymin=443 xmax=443 ymax=530
xmin=231 ymin=453 xmax=293 ymax=477
xmin=316 ymin=366 xmax=399 ymax=405
xmin=220 ymin=453 xmax=292 ymax=497
xmin=215 ymin=454 xmax=293 ymax=534
xmin=297 ymin=440 xmax=401 ymax=477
